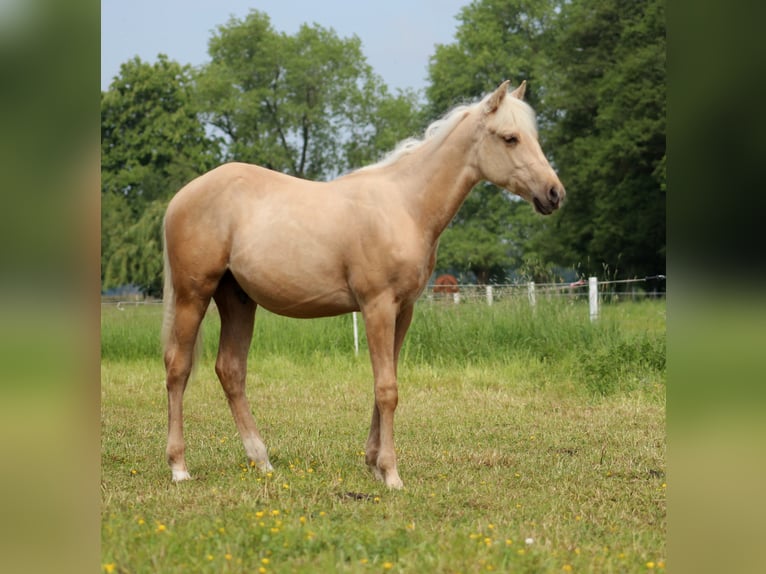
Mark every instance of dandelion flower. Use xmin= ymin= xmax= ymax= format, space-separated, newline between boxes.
xmin=383 ymin=562 xmax=394 ymax=569
xmin=646 ymin=562 xmax=655 ymax=569
xmin=155 ymin=523 xmax=167 ymax=533
xmin=261 ymin=558 xmax=270 ymax=565
xmin=562 ymin=565 xmax=573 ymax=572
xmin=103 ymin=564 xmax=116 ymax=573
xmin=225 ymin=554 xmax=232 ymax=561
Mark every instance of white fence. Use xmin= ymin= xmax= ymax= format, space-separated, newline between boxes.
xmin=102 ymin=275 xmax=665 ymax=355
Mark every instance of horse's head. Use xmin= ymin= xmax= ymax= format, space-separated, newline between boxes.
xmin=475 ymin=81 xmax=565 ymax=215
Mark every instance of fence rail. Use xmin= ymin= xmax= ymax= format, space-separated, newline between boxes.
xmin=102 ymin=275 xmax=665 ymax=355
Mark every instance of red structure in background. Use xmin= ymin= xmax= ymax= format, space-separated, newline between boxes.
xmin=433 ymin=274 xmax=459 ymax=295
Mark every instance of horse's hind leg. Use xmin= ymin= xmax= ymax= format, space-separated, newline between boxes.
xmin=165 ymin=296 xmax=210 ymax=481
xmin=213 ymin=272 xmax=273 ymax=472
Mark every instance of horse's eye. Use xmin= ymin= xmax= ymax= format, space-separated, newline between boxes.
xmin=502 ymin=134 xmax=520 ymax=145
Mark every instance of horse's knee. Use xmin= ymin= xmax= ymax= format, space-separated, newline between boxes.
xmin=375 ymin=382 xmax=398 ymax=411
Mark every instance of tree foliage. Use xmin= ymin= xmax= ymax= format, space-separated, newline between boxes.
xmin=100 ymin=13 xmax=422 ymax=294
xmin=544 ymin=0 xmax=666 ymax=278
xmin=100 ymin=2 xmax=666 ymax=294
xmin=196 ymin=10 xmax=420 ymax=179
xmin=101 ymin=55 xmax=219 ymax=211
xmin=429 ymin=0 xmax=666 ymax=281
xmin=428 ymin=0 xmax=561 ymax=283
xmin=101 ymin=55 xmax=220 ymax=294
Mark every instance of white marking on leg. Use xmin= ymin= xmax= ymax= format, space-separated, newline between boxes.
xmin=243 ymin=436 xmax=272 ymax=472
xmin=172 ymin=469 xmax=191 ymax=482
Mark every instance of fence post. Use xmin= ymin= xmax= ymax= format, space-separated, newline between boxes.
xmin=352 ymin=311 xmax=359 ymax=355
xmin=588 ymin=276 xmax=599 ymax=322
xmin=486 ymin=285 xmax=493 ymax=306
xmin=453 ymin=292 xmax=460 ymax=304
xmin=528 ymin=281 xmax=536 ymax=309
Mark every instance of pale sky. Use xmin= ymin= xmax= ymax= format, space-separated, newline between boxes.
xmin=101 ymin=0 xmax=470 ymax=95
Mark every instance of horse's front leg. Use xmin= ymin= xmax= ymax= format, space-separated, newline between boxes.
xmin=363 ymin=300 xmax=413 ymax=489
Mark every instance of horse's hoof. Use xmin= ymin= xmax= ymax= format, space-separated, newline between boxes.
xmin=385 ymin=475 xmax=404 ymax=490
xmin=171 ymin=469 xmax=192 ymax=482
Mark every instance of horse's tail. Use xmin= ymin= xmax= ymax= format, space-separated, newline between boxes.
xmin=161 ymin=214 xmax=203 ymax=378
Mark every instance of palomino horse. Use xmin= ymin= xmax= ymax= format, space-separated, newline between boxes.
xmin=162 ymin=80 xmax=564 ymax=489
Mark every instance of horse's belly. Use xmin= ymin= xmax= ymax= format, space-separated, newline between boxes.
xmin=231 ymin=269 xmax=358 ymax=319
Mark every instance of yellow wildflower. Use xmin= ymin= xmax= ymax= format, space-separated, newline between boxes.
xmin=383 ymin=562 xmax=394 ymax=570
xmin=103 ymin=564 xmax=116 ymax=573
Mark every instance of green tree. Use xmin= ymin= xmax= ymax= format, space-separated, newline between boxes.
xmin=436 ymin=184 xmax=516 ymax=284
xmin=427 ymin=0 xmax=665 ymax=281
xmin=197 ymin=10 xmax=419 ymax=179
xmin=427 ymin=0 xmax=560 ymax=282
xmin=102 ymin=200 xmax=166 ymax=297
xmin=101 ymin=54 xmax=219 ymax=211
xmin=101 ymin=54 xmax=219 ymax=293
xmin=427 ymin=0 xmax=559 ymax=116
xmin=543 ymin=0 xmax=666 ymax=278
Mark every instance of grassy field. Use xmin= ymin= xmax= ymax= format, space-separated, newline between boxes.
xmin=101 ymin=297 xmax=666 ymax=573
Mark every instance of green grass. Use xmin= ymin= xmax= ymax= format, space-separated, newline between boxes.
xmin=101 ymin=298 xmax=665 ymax=573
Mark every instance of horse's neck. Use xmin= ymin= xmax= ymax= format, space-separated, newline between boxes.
xmin=391 ymin=114 xmax=481 ymax=243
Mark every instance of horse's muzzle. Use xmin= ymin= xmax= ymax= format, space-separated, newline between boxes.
xmin=534 ymin=184 xmax=565 ymax=215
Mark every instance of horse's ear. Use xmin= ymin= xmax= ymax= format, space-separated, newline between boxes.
xmin=510 ymin=80 xmax=527 ymax=100
xmin=484 ymin=80 xmax=511 ymax=114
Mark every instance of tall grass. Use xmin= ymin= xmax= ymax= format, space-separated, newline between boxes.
xmin=101 ymin=297 xmax=665 ymax=396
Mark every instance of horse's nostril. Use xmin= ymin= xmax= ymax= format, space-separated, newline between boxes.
xmin=549 ymin=187 xmax=559 ymax=204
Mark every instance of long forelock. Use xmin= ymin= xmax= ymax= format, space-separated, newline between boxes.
xmin=498 ymin=96 xmax=538 ymax=138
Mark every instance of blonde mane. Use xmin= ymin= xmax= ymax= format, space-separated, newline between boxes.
xmin=358 ymin=86 xmax=537 ymax=172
